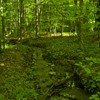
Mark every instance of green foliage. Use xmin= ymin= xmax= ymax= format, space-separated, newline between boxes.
xmin=0 ymin=45 xmax=39 ymax=99
xmin=39 ymin=36 xmax=100 ymax=100
xmin=2 ymin=0 xmax=99 ymax=38
xmin=0 ymin=65 xmax=38 ymax=100
xmin=89 ymin=92 xmax=100 ymax=100
xmin=75 ymin=57 xmax=100 ymax=94
xmin=15 ymin=44 xmax=35 ymax=67
xmin=0 ymin=34 xmax=100 ymax=100
xmin=0 ymin=42 xmax=90 ymax=100
xmin=0 ymin=45 xmax=54 ymax=100
xmin=43 ymin=37 xmax=83 ymax=61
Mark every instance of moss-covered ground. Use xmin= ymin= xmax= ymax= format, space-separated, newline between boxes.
xmin=0 ymin=35 xmax=100 ymax=100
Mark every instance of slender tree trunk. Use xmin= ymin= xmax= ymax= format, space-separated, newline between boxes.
xmin=49 ymin=3 xmax=52 ymax=36
xmin=1 ymin=0 xmax=5 ymax=50
xmin=74 ymin=0 xmax=78 ymax=34
xmin=77 ymin=0 xmax=84 ymax=42
xmin=61 ymin=8 xmax=64 ymax=36
xmin=18 ymin=0 xmax=19 ymax=38
xmin=0 ymin=1 xmax=2 ymax=51
xmin=79 ymin=0 xmax=83 ymax=35
xmin=74 ymin=0 xmax=84 ymax=48
xmin=2 ymin=16 xmax=5 ymax=49
xmin=79 ymin=0 xmax=87 ymax=51
xmin=74 ymin=0 xmax=84 ymax=38
xmin=61 ymin=25 xmax=63 ymax=36
xmin=95 ymin=0 xmax=100 ymax=47
xmin=54 ymin=26 xmax=56 ymax=36
xmin=19 ymin=0 xmax=23 ymax=41
xmin=0 ymin=36 xmax=1 ymax=52
xmin=35 ymin=0 xmax=40 ymax=36
xmin=0 ymin=40 xmax=1 ymax=52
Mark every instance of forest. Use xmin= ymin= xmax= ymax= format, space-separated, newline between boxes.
xmin=0 ymin=0 xmax=100 ymax=100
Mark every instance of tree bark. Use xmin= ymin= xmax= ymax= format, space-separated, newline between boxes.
xmin=74 ymin=0 xmax=78 ymax=34
xmin=0 ymin=22 xmax=1 ymax=50
xmin=1 ymin=0 xmax=5 ymax=50
xmin=76 ymin=0 xmax=84 ymax=43
xmin=35 ymin=0 xmax=40 ymax=36
xmin=2 ymin=16 xmax=5 ymax=49
xmin=95 ymin=0 xmax=100 ymax=47
xmin=54 ymin=26 xmax=57 ymax=36
xmin=19 ymin=0 xmax=24 ymax=41
xmin=74 ymin=0 xmax=84 ymax=48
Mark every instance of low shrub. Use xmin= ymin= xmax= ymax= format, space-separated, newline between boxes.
xmin=75 ymin=57 xmax=100 ymax=97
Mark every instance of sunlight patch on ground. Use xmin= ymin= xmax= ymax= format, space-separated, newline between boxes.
xmin=40 ymin=32 xmax=77 ymax=37
xmin=1 ymin=44 xmax=15 ymax=49
xmin=52 ymin=32 xmax=77 ymax=36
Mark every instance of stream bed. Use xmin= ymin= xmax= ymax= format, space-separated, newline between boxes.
xmin=33 ymin=47 xmax=90 ymax=100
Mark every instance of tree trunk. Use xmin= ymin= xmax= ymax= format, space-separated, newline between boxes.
xmin=54 ymin=26 xmax=56 ymax=36
xmin=95 ymin=0 xmax=100 ymax=47
xmin=19 ymin=0 xmax=24 ymax=41
xmin=74 ymin=0 xmax=84 ymax=48
xmin=0 ymin=2 xmax=2 ymax=51
xmin=60 ymin=4 xmax=64 ymax=37
xmin=35 ymin=0 xmax=40 ymax=37
xmin=49 ymin=3 xmax=52 ymax=37
xmin=61 ymin=25 xmax=63 ymax=36
xmin=74 ymin=0 xmax=78 ymax=34
xmin=1 ymin=0 xmax=5 ymax=50
xmin=2 ymin=16 xmax=5 ymax=50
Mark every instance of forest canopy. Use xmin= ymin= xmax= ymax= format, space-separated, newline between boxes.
xmin=0 ymin=0 xmax=100 ymax=46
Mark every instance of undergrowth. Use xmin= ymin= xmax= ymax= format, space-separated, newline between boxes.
xmin=0 ymin=36 xmax=100 ymax=100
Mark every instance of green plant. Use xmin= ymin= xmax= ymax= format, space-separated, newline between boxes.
xmin=0 ymin=65 xmax=39 ymax=100
xmin=89 ymin=92 xmax=100 ymax=100
xmin=75 ymin=57 xmax=100 ymax=94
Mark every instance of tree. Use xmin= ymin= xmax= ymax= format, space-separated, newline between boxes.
xmin=0 ymin=0 xmax=98 ymax=40
xmin=95 ymin=0 xmax=100 ymax=47
xmin=18 ymin=0 xmax=24 ymax=41
xmin=1 ymin=0 xmax=6 ymax=50
xmin=34 ymin=0 xmax=40 ymax=36
xmin=0 ymin=0 xmax=2 ymax=51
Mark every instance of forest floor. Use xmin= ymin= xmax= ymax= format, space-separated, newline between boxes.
xmin=0 ymin=35 xmax=100 ymax=100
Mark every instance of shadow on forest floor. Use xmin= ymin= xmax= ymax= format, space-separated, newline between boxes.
xmin=0 ymin=35 xmax=100 ymax=100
